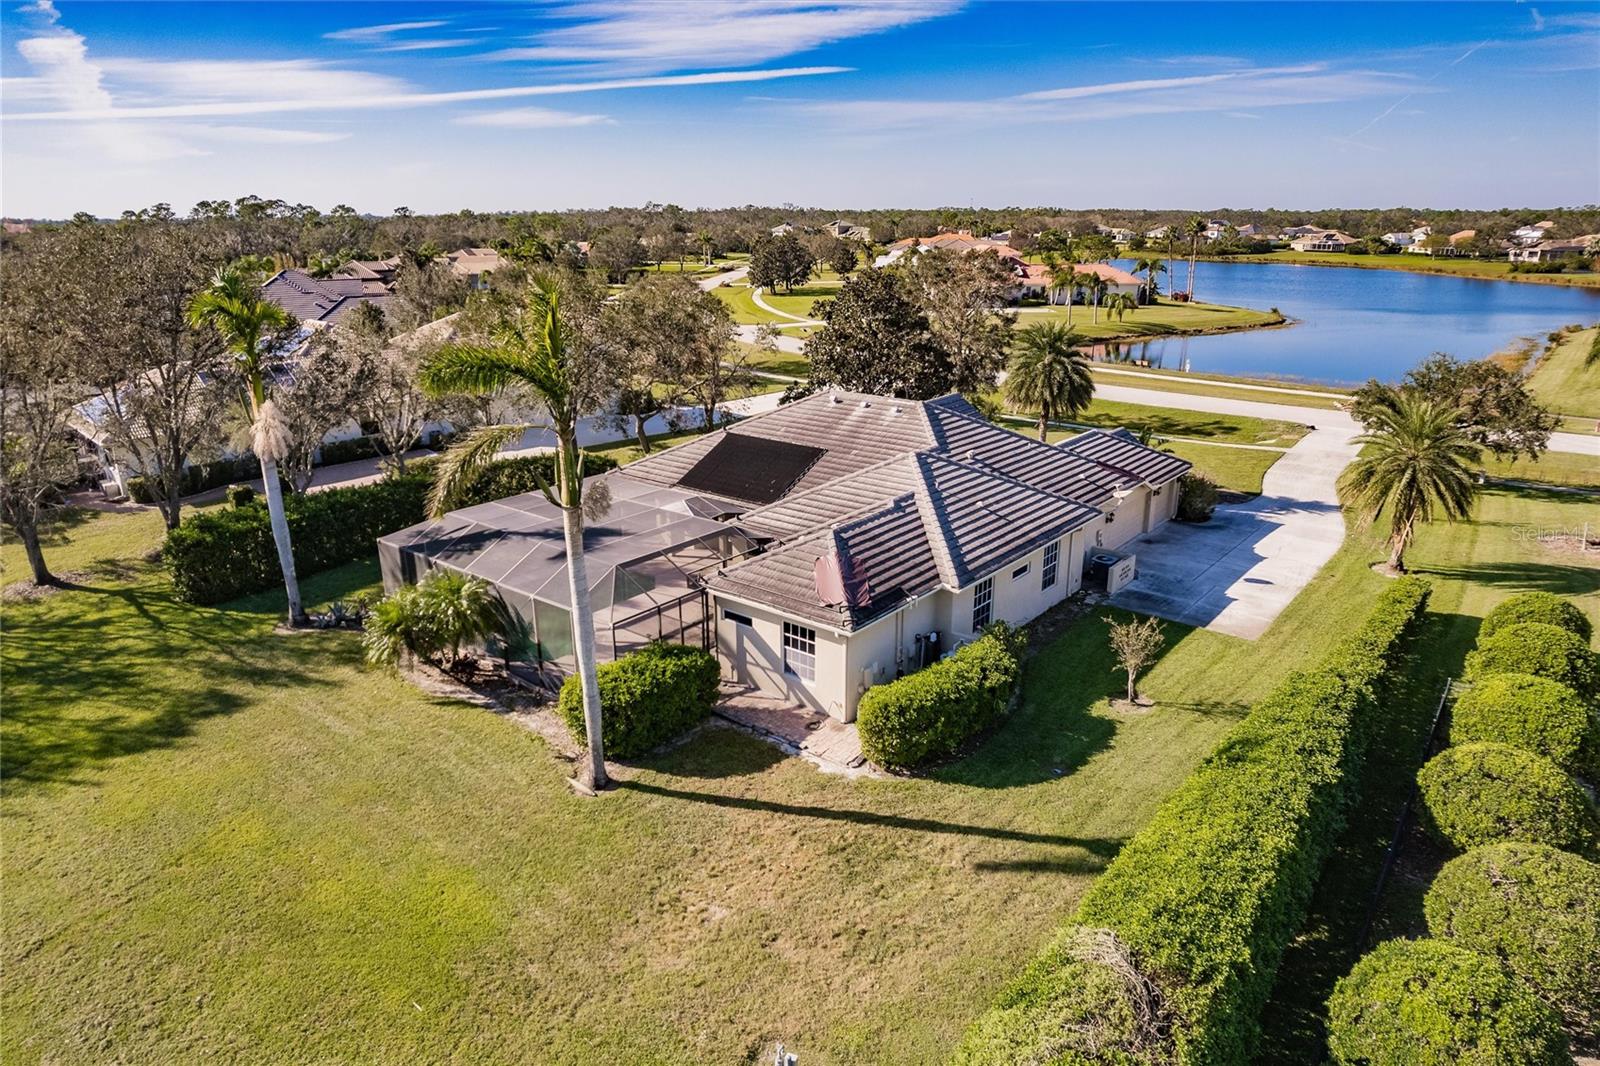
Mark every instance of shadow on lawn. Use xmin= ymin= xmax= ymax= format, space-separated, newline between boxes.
xmin=1417 ymin=559 xmax=1600 ymax=597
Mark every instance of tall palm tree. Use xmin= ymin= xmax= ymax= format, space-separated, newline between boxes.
xmin=1108 ymin=292 xmax=1138 ymax=321
xmin=1089 ymin=276 xmax=1109 ymax=323
xmin=1131 ymin=256 xmax=1165 ymax=302
xmin=417 ymin=275 xmax=612 ymax=790
xmin=1004 ymin=322 xmax=1095 ymax=441
xmin=1067 ymin=269 xmax=1095 ymax=323
xmin=696 ymin=229 xmax=715 ymax=267
xmin=188 ymin=265 xmax=304 ymax=624
xmin=1338 ymin=389 xmax=1481 ymax=573
xmin=1185 ymin=215 xmax=1207 ymax=300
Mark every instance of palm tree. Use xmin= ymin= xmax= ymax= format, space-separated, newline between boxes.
xmin=1185 ymin=215 xmax=1207 ymax=300
xmin=188 ymin=265 xmax=305 ymax=624
xmin=1131 ymin=256 xmax=1165 ymax=302
xmin=1108 ymin=292 xmax=1138 ymax=321
xmin=1004 ymin=322 xmax=1095 ymax=441
xmin=1089 ymin=275 xmax=1109 ymax=323
xmin=416 ymin=275 xmax=612 ymax=790
xmin=1338 ymin=389 xmax=1481 ymax=573
xmin=696 ymin=229 xmax=715 ymax=267
xmin=1067 ymin=269 xmax=1095 ymax=323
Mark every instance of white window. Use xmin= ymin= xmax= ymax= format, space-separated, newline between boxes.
xmin=1011 ymin=562 xmax=1030 ymax=581
xmin=783 ymin=621 xmax=816 ymax=682
xmin=1042 ymin=540 xmax=1060 ymax=590
xmin=971 ymin=577 xmax=993 ymax=631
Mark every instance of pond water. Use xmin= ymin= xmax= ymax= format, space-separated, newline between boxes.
xmin=1107 ymin=259 xmax=1600 ymax=386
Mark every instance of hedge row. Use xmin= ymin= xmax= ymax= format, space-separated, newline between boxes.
xmin=127 ymin=454 xmax=264 ymax=504
xmin=1465 ymin=622 xmax=1599 ymax=700
xmin=956 ymin=576 xmax=1432 ymax=1065
xmin=162 ymin=451 xmax=620 ymax=606
xmin=557 ymin=642 xmax=719 ymax=758
xmin=856 ymin=623 xmax=1027 ymax=770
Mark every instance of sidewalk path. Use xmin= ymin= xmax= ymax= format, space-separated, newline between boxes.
xmin=696 ymin=265 xmax=748 ymax=291
xmin=734 ymin=324 xmax=808 ymax=354
xmin=1090 ymin=366 xmax=1350 ymax=400
xmin=1111 ymin=424 xmax=1361 ymax=640
xmin=750 ymin=286 xmax=823 ymax=325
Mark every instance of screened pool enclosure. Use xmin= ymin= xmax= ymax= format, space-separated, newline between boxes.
xmin=378 ymin=474 xmax=758 ymax=674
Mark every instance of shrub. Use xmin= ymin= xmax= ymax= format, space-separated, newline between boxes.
xmin=856 ymin=623 xmax=1027 ymax=770
xmin=163 ymin=470 xmax=432 ymax=605
xmin=225 ymin=483 xmax=256 ymax=508
xmin=557 ymin=643 xmax=719 ymax=759
xmin=1480 ymin=592 xmax=1594 ymax=645
xmin=1465 ymin=623 xmax=1598 ymax=700
xmin=1417 ymin=743 xmax=1598 ymax=855
xmin=363 ymin=570 xmax=496 ymax=673
xmin=1424 ymin=842 xmax=1600 ymax=1037
xmin=1450 ymin=673 xmax=1597 ymax=776
xmin=1327 ymin=938 xmax=1568 ymax=1065
xmin=1175 ymin=472 xmax=1220 ymax=522
xmin=958 ymin=577 xmax=1432 ymax=1064
xmin=316 ymin=434 xmax=389 ymax=467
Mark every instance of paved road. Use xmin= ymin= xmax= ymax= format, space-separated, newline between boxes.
xmin=1096 ymin=382 xmax=1600 ymax=457
xmin=696 ymin=265 xmax=748 ymax=291
xmin=1111 ymin=423 xmax=1361 ymax=640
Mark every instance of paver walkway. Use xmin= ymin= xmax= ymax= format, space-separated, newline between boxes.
xmin=715 ymin=685 xmax=873 ymax=777
xmin=1111 ymin=423 xmax=1361 ymax=639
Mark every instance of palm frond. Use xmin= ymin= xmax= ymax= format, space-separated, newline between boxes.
xmin=426 ymin=422 xmax=534 ymax=518
xmin=417 ymin=344 xmax=533 ymax=398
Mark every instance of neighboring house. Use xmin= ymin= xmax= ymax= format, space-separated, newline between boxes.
xmin=1018 ymin=262 xmax=1145 ymax=303
xmin=261 ymin=269 xmax=393 ymax=325
xmin=1280 ymin=224 xmax=1325 ymax=239
xmin=1096 ymin=225 xmax=1135 ymax=243
xmin=443 ymin=246 xmax=508 ymax=289
xmin=1233 ymin=224 xmax=1266 ymax=240
xmin=2 ymin=219 xmax=32 ymax=235
xmin=823 ymin=219 xmax=872 ymax=241
xmin=1381 ymin=231 xmax=1415 ymax=247
xmin=1144 ymin=225 xmax=1172 ymax=240
xmin=1287 ymin=229 xmax=1360 ymax=252
xmin=378 ymin=392 xmax=1190 ymax=721
xmin=1508 ymin=238 xmax=1591 ymax=263
xmin=334 ymin=256 xmax=403 ymax=290
xmin=1413 ymin=229 xmax=1478 ymax=257
xmin=873 ymin=230 xmax=1025 ymax=268
xmin=770 ymin=221 xmax=796 ymax=236
xmin=1511 ymin=220 xmax=1557 ymax=245
xmin=987 ymin=229 xmax=1014 ymax=243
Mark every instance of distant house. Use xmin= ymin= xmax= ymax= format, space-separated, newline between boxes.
xmin=823 ymin=219 xmax=872 ymax=241
xmin=1414 ymin=229 xmax=1478 ymax=257
xmin=770 ymin=221 xmax=796 ymax=237
xmin=1018 ymin=262 xmax=1145 ymax=304
xmin=1144 ymin=225 xmax=1172 ymax=240
xmin=873 ymin=230 xmax=1022 ymax=268
xmin=378 ymin=392 xmax=1189 ymax=722
xmin=334 ymin=256 xmax=403 ymax=289
xmin=1287 ymin=229 xmax=1360 ymax=253
xmin=261 ymin=270 xmax=392 ymax=325
xmin=1380 ymin=231 xmax=1415 ymax=248
xmin=1508 ymin=238 xmax=1591 ymax=263
xmin=443 ymin=246 xmax=508 ymax=289
xmin=2 ymin=220 xmax=32 ymax=235
xmin=1233 ymin=224 xmax=1266 ymax=240
xmin=1281 ymin=224 xmax=1325 ymax=239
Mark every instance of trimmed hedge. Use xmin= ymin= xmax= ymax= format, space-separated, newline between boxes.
xmin=558 ymin=642 xmax=719 ymax=759
xmin=1424 ymin=842 xmax=1600 ymax=1038
xmin=957 ymin=576 xmax=1432 ymax=1065
xmin=1417 ymin=742 xmax=1599 ymax=855
xmin=1480 ymin=591 xmax=1594 ymax=645
xmin=1450 ymin=673 xmax=1597 ymax=777
xmin=162 ymin=452 xmax=619 ymax=606
xmin=1327 ymin=938 xmax=1569 ymax=1065
xmin=127 ymin=454 xmax=265 ymax=504
xmin=856 ymin=623 xmax=1027 ymax=770
xmin=1465 ymin=623 xmax=1599 ymax=700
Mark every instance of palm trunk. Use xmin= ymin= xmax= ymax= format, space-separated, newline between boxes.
xmin=1037 ymin=407 xmax=1048 ymax=442
xmin=259 ymin=456 xmax=305 ymax=624
xmin=19 ymin=522 xmax=51 ymax=586
xmin=1388 ymin=535 xmax=1407 ymax=573
xmin=562 ymin=503 xmax=608 ymax=790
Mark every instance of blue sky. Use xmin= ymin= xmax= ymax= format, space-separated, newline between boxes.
xmin=2 ymin=1 xmax=1597 ymax=217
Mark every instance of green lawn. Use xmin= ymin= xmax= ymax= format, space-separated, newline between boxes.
xmin=1257 ymin=486 xmax=1600 ymax=1061
xmin=737 ymin=342 xmax=811 ymax=379
xmin=1089 ymin=366 xmax=1350 ymax=411
xmin=1161 ymin=440 xmax=1286 ymax=496
xmin=1015 ymin=396 xmax=1309 ymax=448
xmin=1014 ymin=297 xmax=1284 ymax=340
xmin=1481 ymin=449 xmax=1600 ymax=491
xmin=1528 ymin=325 xmax=1600 ymax=418
xmin=1205 ymin=250 xmax=1600 ymax=288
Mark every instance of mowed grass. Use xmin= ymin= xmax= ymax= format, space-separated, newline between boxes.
xmin=1162 ymin=441 xmax=1286 ymax=496
xmin=1014 ymin=297 xmax=1283 ymax=339
xmin=1528 ymin=325 xmax=1600 ymax=418
xmin=1089 ymin=366 xmax=1350 ymax=411
xmin=1013 ymin=396 xmax=1308 ymax=448
xmin=1207 ymin=250 xmax=1600 ymax=288
xmin=2 ymin=438 xmax=1428 ymax=1064
xmin=1481 ymin=449 xmax=1600 ymax=491
xmin=1258 ymin=486 xmax=1600 ymax=1060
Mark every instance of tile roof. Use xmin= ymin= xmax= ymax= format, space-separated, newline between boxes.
xmin=260 ymin=269 xmax=391 ymax=325
xmin=1057 ymin=428 xmax=1192 ymax=487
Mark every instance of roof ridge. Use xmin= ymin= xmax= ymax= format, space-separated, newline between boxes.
xmin=907 ymin=453 xmax=962 ymax=588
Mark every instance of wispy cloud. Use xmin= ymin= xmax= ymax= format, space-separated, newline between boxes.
xmin=489 ymin=0 xmax=961 ymax=73
xmin=5 ymin=66 xmax=853 ymax=122
xmin=324 ymin=20 xmax=447 ymax=43
xmin=454 ymin=106 xmax=613 ymax=128
xmin=1345 ymin=40 xmax=1486 ymax=142
xmin=96 ymin=57 xmax=411 ymax=103
xmin=802 ymin=65 xmax=1420 ymax=131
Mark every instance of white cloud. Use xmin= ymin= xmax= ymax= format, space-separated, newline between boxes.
xmin=1016 ymin=65 xmax=1325 ymax=101
xmin=191 ymin=125 xmax=351 ymax=144
xmin=491 ymin=0 xmax=961 ymax=73
xmin=375 ymin=38 xmax=486 ymax=53
xmin=454 ymin=106 xmax=613 ymax=128
xmin=5 ymin=66 xmax=852 ymax=122
xmin=324 ymin=20 xmax=447 ymax=43
xmin=96 ymin=57 xmax=411 ymax=103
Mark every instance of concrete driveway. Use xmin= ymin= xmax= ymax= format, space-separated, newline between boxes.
xmin=1111 ymin=424 xmax=1360 ymax=639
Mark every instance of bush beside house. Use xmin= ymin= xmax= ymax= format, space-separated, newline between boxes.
xmin=1423 ymin=842 xmax=1600 ymax=1038
xmin=956 ymin=577 xmax=1431 ymax=1065
xmin=558 ymin=643 xmax=719 ymax=759
xmin=856 ymin=623 xmax=1027 ymax=770
xmin=1326 ymin=938 xmax=1569 ymax=1066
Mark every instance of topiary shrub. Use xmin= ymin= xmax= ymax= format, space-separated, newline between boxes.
xmin=558 ymin=642 xmax=719 ymax=759
xmin=856 ymin=623 xmax=1027 ymax=770
xmin=1480 ymin=592 xmax=1594 ymax=645
xmin=1417 ymin=742 xmax=1598 ymax=855
xmin=225 ymin=483 xmax=257 ymax=509
xmin=1465 ymin=623 xmax=1599 ymax=700
xmin=1450 ymin=673 xmax=1598 ymax=777
xmin=1425 ymin=842 xmax=1600 ymax=1039
xmin=1175 ymin=472 xmax=1220 ymax=523
xmin=1327 ymin=938 xmax=1569 ymax=1065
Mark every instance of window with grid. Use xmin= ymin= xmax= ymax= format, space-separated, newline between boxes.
xmin=782 ymin=621 xmax=816 ymax=682
xmin=1042 ymin=540 xmax=1060 ymax=590
xmin=971 ymin=577 xmax=994 ymax=631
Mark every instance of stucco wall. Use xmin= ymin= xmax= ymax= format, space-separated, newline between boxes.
xmin=715 ymin=597 xmax=851 ymax=718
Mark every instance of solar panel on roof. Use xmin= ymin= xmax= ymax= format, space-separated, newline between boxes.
xmin=676 ymin=433 xmax=824 ymax=504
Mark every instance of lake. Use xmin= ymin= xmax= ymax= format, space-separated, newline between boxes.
xmin=1107 ymin=259 xmax=1600 ymax=386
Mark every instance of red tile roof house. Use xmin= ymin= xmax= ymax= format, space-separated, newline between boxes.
xmin=1018 ymin=262 xmax=1145 ymax=304
xmin=378 ymin=392 xmax=1189 ymax=722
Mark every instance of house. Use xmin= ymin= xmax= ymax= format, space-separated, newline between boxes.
xmin=1511 ymin=220 xmax=1557 ymax=245
xmin=1413 ymin=229 xmax=1478 ymax=257
xmin=333 ymin=256 xmax=403 ymax=290
xmin=1233 ymin=224 xmax=1266 ymax=240
xmin=770 ymin=221 xmax=796 ymax=236
xmin=443 ymin=246 xmax=508 ymax=289
xmin=1280 ymin=224 xmax=1326 ymax=239
xmin=1287 ymin=229 xmax=1360 ymax=253
xmin=824 ymin=219 xmax=872 ymax=241
xmin=261 ymin=269 xmax=392 ymax=325
xmin=1380 ymin=231 xmax=1415 ymax=248
xmin=1018 ymin=262 xmax=1146 ymax=303
xmin=378 ymin=392 xmax=1190 ymax=722
xmin=1508 ymin=238 xmax=1591 ymax=263
xmin=873 ymin=230 xmax=1024 ymax=268
xmin=1096 ymin=225 xmax=1135 ymax=243
xmin=1144 ymin=225 xmax=1172 ymax=240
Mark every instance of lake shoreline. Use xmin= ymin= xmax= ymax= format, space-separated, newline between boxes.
xmin=1193 ymin=252 xmax=1600 ymax=288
